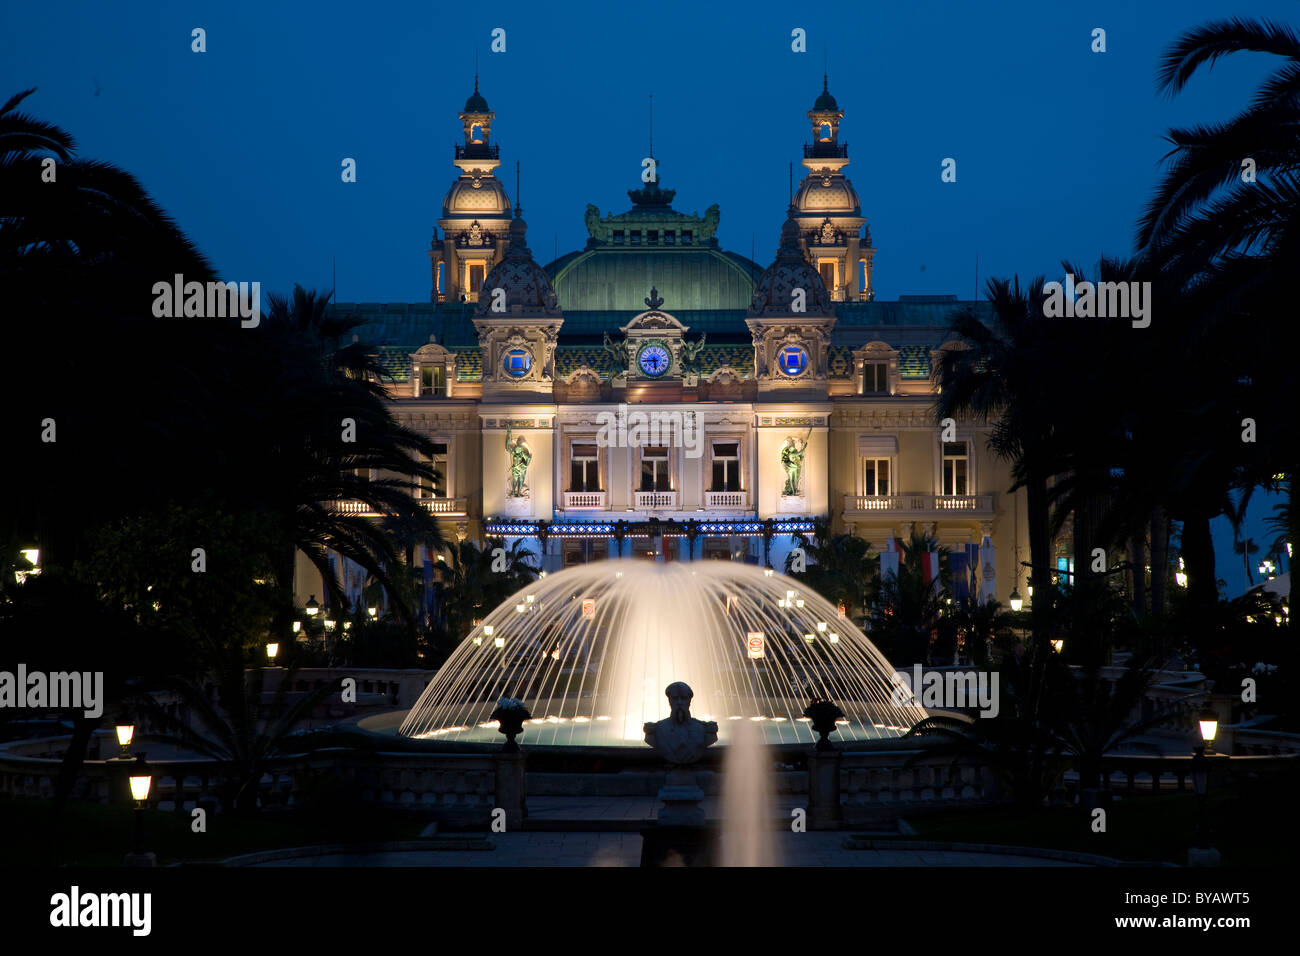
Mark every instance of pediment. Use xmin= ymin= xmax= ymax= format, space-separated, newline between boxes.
xmin=621 ymin=309 xmax=689 ymax=335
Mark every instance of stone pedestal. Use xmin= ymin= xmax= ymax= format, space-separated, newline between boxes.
xmin=493 ymin=751 xmax=528 ymax=831
xmin=808 ymin=750 xmax=843 ymax=830
xmin=778 ymin=494 xmax=807 ymax=514
xmin=655 ymin=767 xmax=705 ymax=827
xmin=502 ymin=497 xmax=533 ymax=518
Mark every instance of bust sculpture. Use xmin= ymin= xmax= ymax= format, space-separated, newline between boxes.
xmin=643 ymin=682 xmax=718 ymax=765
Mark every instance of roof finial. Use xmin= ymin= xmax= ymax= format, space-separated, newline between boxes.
xmin=515 ymin=160 xmax=521 ymax=217
xmin=649 ymin=93 xmax=654 ymax=158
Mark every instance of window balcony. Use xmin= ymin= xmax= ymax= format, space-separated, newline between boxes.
xmin=635 ymin=490 xmax=678 ymax=510
xmin=325 ymin=497 xmax=468 ymax=517
xmin=843 ymin=493 xmax=994 ymax=517
xmin=563 ymin=491 xmax=608 ymax=510
xmin=704 ymin=490 xmax=747 ymax=509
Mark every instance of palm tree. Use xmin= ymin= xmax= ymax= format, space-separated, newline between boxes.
xmin=134 ymin=642 xmax=343 ymax=815
xmin=934 ymin=276 xmax=1065 ymax=652
xmin=866 ymin=530 xmax=949 ymax=665
xmin=1137 ymin=17 xmax=1300 ymax=608
xmin=784 ymin=518 xmax=874 ymax=620
xmin=1234 ymin=536 xmax=1261 ymax=588
xmin=238 ymin=286 xmax=447 ymax=635
xmin=432 ymin=538 xmax=540 ymax=651
xmin=1 ymin=88 xmax=222 ymax=569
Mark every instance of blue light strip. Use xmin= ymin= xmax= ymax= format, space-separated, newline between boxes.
xmin=484 ymin=518 xmax=820 ymax=538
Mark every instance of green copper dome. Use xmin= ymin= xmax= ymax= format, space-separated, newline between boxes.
xmin=549 ymin=247 xmax=759 ymax=312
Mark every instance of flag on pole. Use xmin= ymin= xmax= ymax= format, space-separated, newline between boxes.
xmin=978 ymin=535 xmax=997 ymax=605
xmin=879 ymin=536 xmax=899 ymax=583
xmin=950 ymin=550 xmax=970 ymax=602
xmin=922 ymin=549 xmax=940 ymax=587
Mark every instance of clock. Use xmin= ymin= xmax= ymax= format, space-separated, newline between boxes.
xmin=637 ymin=342 xmax=671 ymax=378
xmin=502 ymin=347 xmax=533 ymax=377
xmin=777 ymin=344 xmax=809 ymax=377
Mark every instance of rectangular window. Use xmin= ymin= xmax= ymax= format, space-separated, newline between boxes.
xmin=863 ymin=362 xmax=888 ymax=394
xmin=942 ymin=442 xmax=968 ymax=496
xmin=419 ymin=441 xmax=449 ymax=498
xmin=640 ymin=446 xmax=670 ymax=492
xmin=864 ymin=458 xmax=890 ymax=496
xmin=468 ymin=263 xmax=485 ymax=294
xmin=420 ymin=365 xmax=447 ymax=397
xmin=613 ymin=230 xmax=624 ymax=245
xmin=664 ymin=231 xmax=675 ymax=245
xmin=564 ymin=542 xmax=608 ymax=566
xmin=703 ymin=541 xmax=731 ymax=561
xmin=569 ymin=442 xmax=600 ymax=492
xmin=630 ymin=231 xmax=641 ymax=245
xmin=647 ymin=230 xmax=658 ymax=244
xmin=819 ymin=261 xmax=836 ymax=290
xmin=710 ymin=441 xmax=741 ymax=492
xmin=681 ymin=231 xmax=692 ymax=245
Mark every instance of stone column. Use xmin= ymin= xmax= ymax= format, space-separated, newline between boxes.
xmin=493 ymin=751 xmax=527 ymax=831
xmin=807 ymin=750 xmax=843 ymax=830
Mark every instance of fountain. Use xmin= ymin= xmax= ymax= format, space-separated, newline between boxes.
xmin=399 ymin=561 xmax=926 ymax=746
xmin=719 ymin=717 xmax=777 ymax=866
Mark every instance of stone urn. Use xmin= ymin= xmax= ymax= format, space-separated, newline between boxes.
xmin=803 ymin=699 xmax=846 ymax=751
xmin=491 ymin=698 xmax=531 ymax=752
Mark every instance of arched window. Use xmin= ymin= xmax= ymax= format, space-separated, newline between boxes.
xmin=819 ymin=123 xmax=832 ymax=141
xmin=470 ymin=124 xmax=483 ymax=143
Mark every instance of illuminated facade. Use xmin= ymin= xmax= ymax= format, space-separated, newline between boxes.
xmin=303 ymin=79 xmax=1030 ymax=609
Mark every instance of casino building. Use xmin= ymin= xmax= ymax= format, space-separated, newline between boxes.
xmin=303 ymin=77 xmax=1031 ymax=610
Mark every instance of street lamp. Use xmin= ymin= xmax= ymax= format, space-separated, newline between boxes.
xmin=367 ymin=605 xmax=378 ymax=618
xmin=1198 ymin=707 xmax=1218 ymax=756
xmin=265 ymin=642 xmax=279 ymax=661
xmin=1050 ymin=639 xmax=1064 ymax=654
xmin=305 ymin=596 xmax=319 ymax=617
xmin=1008 ymin=586 xmax=1023 ymax=612
xmin=126 ymin=753 xmax=155 ymax=867
xmin=115 ymin=724 xmax=134 ymax=759
xmin=1175 ymin=557 xmax=1188 ymax=588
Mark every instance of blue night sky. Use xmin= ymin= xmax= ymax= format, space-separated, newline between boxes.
xmin=2 ymin=0 xmax=1290 ymax=594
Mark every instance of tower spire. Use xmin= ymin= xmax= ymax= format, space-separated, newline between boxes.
xmin=515 ymin=160 xmax=521 ymax=217
xmin=649 ymin=93 xmax=654 ymax=158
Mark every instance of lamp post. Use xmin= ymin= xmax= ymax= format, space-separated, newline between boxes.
xmin=114 ymin=723 xmax=135 ymax=759
xmin=1198 ymin=706 xmax=1218 ymax=756
xmin=1008 ymin=584 xmax=1023 ymax=612
xmin=1188 ymin=709 xmax=1220 ymax=866
xmin=125 ymin=753 xmax=155 ymax=867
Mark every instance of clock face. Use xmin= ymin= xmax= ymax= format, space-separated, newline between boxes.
xmin=503 ymin=347 xmax=533 ymax=377
xmin=637 ymin=343 xmax=671 ymax=378
xmin=777 ymin=344 xmax=809 ymax=377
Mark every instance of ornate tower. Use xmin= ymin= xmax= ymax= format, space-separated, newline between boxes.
xmin=430 ymin=78 xmax=513 ymax=303
xmin=746 ymin=206 xmax=836 ymax=399
xmin=472 ymin=209 xmax=563 ymax=399
xmin=793 ymin=77 xmax=874 ymax=301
